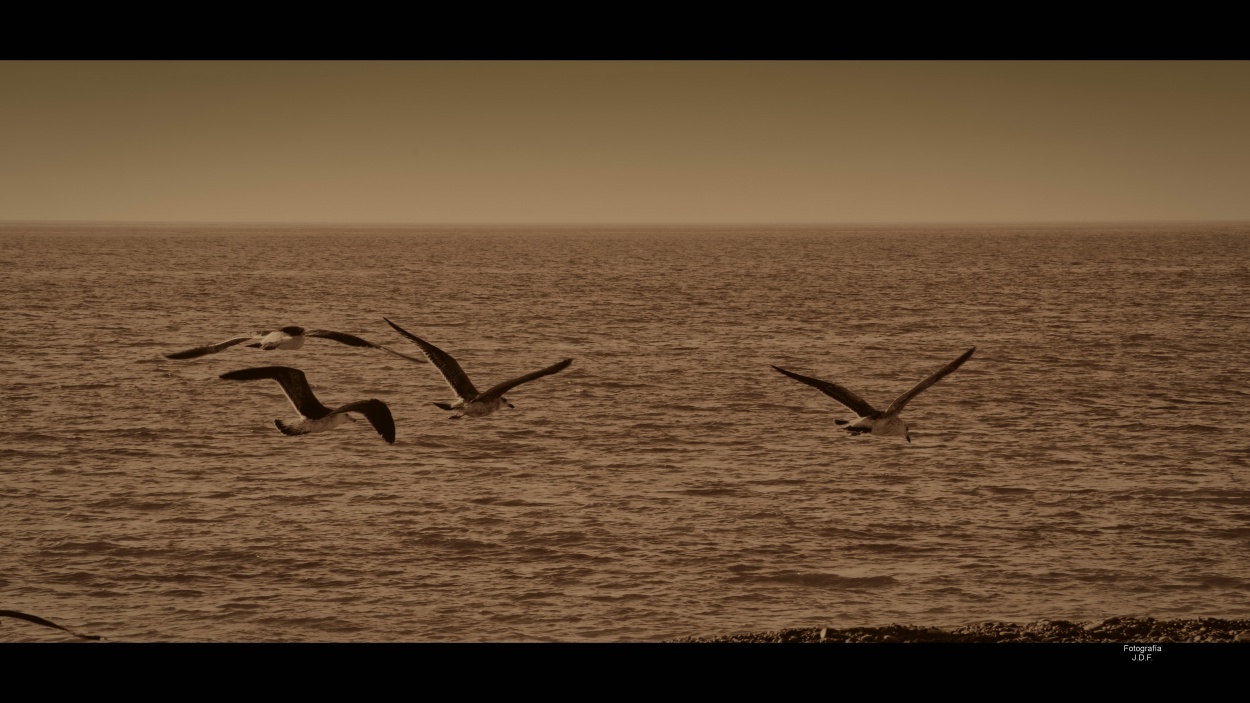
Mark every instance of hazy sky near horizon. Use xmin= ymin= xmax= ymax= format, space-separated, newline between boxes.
xmin=2 ymin=61 xmax=1248 ymax=224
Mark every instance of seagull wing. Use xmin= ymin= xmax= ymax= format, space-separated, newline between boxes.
xmin=306 ymin=329 xmax=380 ymax=348
xmin=771 ymin=365 xmax=878 ymax=417
xmin=477 ymin=359 xmax=574 ymax=402
xmin=0 ymin=610 xmax=101 ymax=641
xmin=165 ymin=335 xmax=258 ymax=360
xmin=384 ymin=317 xmax=479 ymax=400
xmin=306 ymin=328 xmax=428 ymax=364
xmin=219 ymin=366 xmax=332 ymax=419
xmin=883 ymin=347 xmax=976 ymax=415
xmin=331 ymin=399 xmax=397 ymax=444
xmin=374 ymin=345 xmax=430 ymax=364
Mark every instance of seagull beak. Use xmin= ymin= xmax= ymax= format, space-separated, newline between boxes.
xmin=906 ymin=435 xmax=911 ymax=443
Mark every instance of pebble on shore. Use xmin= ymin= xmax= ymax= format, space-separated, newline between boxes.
xmin=664 ymin=617 xmax=1250 ymax=643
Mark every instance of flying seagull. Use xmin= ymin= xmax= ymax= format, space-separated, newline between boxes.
xmin=219 ymin=366 xmax=396 ymax=443
xmin=384 ymin=317 xmax=572 ymax=419
xmin=1 ymin=609 xmax=101 ymax=641
xmin=164 ymin=325 xmax=426 ymax=363
xmin=772 ymin=347 xmax=975 ymax=442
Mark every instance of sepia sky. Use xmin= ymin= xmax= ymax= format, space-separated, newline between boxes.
xmin=1 ymin=60 xmax=1248 ymax=225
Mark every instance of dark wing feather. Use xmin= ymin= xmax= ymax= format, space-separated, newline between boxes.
xmin=306 ymin=328 xmax=427 ymax=363
xmin=0 ymin=610 xmax=101 ymax=641
xmin=164 ymin=335 xmax=256 ymax=360
xmin=219 ymin=366 xmax=331 ymax=419
xmin=331 ymin=399 xmax=397 ymax=444
xmin=384 ymin=317 xmax=479 ymax=399
xmin=306 ymin=329 xmax=378 ymax=348
xmin=771 ymin=365 xmax=878 ymax=417
xmin=477 ymin=359 xmax=573 ymax=401
xmin=883 ymin=347 xmax=975 ymax=415
xmin=374 ymin=345 xmax=429 ymax=364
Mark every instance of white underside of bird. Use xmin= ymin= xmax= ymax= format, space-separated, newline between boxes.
xmin=275 ymin=412 xmax=354 ymax=436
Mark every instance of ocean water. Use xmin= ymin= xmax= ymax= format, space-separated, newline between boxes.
xmin=1 ymin=222 xmax=1248 ymax=642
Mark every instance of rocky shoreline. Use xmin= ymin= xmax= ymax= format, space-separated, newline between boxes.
xmin=666 ymin=617 xmax=1250 ymax=643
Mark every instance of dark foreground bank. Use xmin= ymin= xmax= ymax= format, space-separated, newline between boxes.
xmin=665 ymin=617 xmax=1250 ymax=643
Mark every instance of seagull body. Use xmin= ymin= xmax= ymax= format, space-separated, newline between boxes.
xmin=165 ymin=325 xmax=425 ymax=363
xmin=219 ymin=366 xmax=396 ymax=443
xmin=384 ymin=317 xmax=572 ymax=419
xmin=772 ymin=347 xmax=975 ymax=443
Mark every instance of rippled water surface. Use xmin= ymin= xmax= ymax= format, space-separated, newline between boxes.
xmin=2 ymin=223 xmax=1248 ymax=642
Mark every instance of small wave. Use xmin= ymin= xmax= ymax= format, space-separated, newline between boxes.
xmin=111 ymin=427 xmax=170 ymax=439
xmin=2 ymin=433 xmax=64 ymax=443
xmin=1168 ymin=397 xmax=1224 ymax=406
xmin=741 ymin=511 xmax=795 ymax=521
xmin=816 ymin=525 xmax=915 ymax=540
xmin=44 ymin=540 xmax=121 ymax=553
xmin=514 ymin=590 xmax=565 ymax=601
xmin=745 ymin=478 xmax=807 ymax=486
xmin=405 ymin=535 xmax=502 ymax=553
xmin=1174 ymin=423 xmax=1223 ymax=433
xmin=468 ymin=497 xmax=551 ymax=507
xmin=984 ymin=486 xmax=1036 ymax=495
xmin=254 ymin=616 xmax=362 ymax=633
xmin=129 ymin=501 xmax=176 ymax=512
xmin=1071 ymin=571 xmax=1130 ymax=584
xmin=677 ymin=487 xmax=740 ymax=497
xmin=96 ymin=448 xmax=162 ymax=458
xmin=589 ymin=381 xmax=653 ymax=390
xmin=588 ymin=593 xmax=649 ymax=602
xmin=512 ymin=531 xmax=587 ymax=546
xmin=404 ymin=439 xmax=450 ymax=449
xmin=732 ymin=570 xmax=898 ymax=589
xmin=1192 ymin=574 xmax=1250 ymax=589
xmin=844 ymin=542 xmax=934 ymax=554
xmin=1045 ymin=510 xmax=1086 ymax=519
xmin=267 ymin=495 xmax=324 ymax=505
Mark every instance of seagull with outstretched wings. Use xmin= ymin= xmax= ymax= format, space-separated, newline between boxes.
xmin=773 ymin=347 xmax=975 ymax=443
xmin=384 ymin=317 xmax=572 ymax=419
xmin=164 ymin=325 xmax=425 ymax=364
xmin=220 ymin=366 xmax=396 ymax=443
